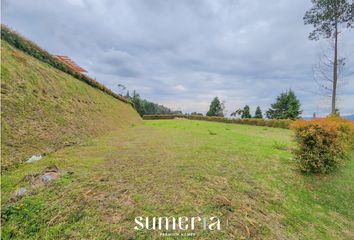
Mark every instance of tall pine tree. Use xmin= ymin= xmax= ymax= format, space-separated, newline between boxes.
xmin=304 ymin=0 xmax=353 ymax=114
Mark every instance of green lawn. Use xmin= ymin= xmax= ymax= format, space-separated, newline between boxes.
xmin=1 ymin=120 xmax=353 ymax=239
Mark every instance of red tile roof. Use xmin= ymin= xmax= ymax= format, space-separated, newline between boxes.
xmin=54 ymin=55 xmax=87 ymax=73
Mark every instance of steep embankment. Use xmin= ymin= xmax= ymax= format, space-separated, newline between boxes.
xmin=1 ymin=40 xmax=141 ymax=169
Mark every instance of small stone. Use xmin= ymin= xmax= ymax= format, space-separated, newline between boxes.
xmin=41 ymin=174 xmax=54 ymax=183
xmin=13 ymin=187 xmax=27 ymax=198
xmin=26 ymin=154 xmax=42 ymax=163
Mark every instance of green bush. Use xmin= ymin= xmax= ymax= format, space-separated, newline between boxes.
xmin=290 ymin=117 xmax=354 ymax=173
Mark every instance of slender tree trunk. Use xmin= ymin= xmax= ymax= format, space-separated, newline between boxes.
xmin=331 ymin=22 xmax=338 ymax=114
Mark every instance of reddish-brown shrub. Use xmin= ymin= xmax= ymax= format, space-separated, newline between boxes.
xmin=290 ymin=117 xmax=354 ymax=173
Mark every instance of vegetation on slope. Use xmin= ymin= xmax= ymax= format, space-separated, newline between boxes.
xmin=126 ymin=90 xmax=182 ymax=116
xmin=1 ymin=120 xmax=353 ymax=239
xmin=1 ymin=41 xmax=141 ymax=170
xmin=0 ymin=24 xmax=132 ymax=106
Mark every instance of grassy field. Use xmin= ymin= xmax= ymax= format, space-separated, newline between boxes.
xmin=1 ymin=41 xmax=140 ymax=169
xmin=1 ymin=119 xmax=353 ymax=239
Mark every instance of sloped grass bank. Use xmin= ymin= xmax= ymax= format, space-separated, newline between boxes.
xmin=1 ymin=25 xmax=132 ymax=105
xmin=1 ymin=41 xmax=141 ymax=169
xmin=1 ymin=120 xmax=353 ymax=239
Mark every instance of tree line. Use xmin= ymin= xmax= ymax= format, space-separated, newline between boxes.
xmin=125 ymin=90 xmax=182 ymax=117
xmin=206 ymin=89 xmax=302 ymax=120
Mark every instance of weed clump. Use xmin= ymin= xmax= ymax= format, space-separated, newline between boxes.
xmin=208 ymin=130 xmax=217 ymax=135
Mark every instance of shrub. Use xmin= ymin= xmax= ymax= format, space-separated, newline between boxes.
xmin=290 ymin=117 xmax=354 ymax=173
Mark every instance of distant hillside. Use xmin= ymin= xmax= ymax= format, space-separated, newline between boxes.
xmin=1 ymin=38 xmax=141 ymax=170
xmin=304 ymin=114 xmax=354 ymax=120
xmin=343 ymin=114 xmax=354 ymax=120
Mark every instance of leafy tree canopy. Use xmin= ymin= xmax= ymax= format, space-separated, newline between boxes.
xmin=304 ymin=0 xmax=353 ymax=40
xmin=241 ymin=105 xmax=252 ymax=118
xmin=231 ymin=105 xmax=252 ymax=119
xmin=127 ymin=90 xmax=179 ymax=116
xmin=206 ymin=97 xmax=225 ymax=117
xmin=254 ymin=106 xmax=263 ymax=119
xmin=266 ymin=89 xmax=302 ymax=119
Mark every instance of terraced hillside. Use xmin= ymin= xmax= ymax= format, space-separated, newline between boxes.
xmin=1 ymin=40 xmax=141 ymax=169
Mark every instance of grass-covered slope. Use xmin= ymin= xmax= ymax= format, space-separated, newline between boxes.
xmin=1 ymin=41 xmax=141 ymax=169
xmin=1 ymin=25 xmax=132 ymax=105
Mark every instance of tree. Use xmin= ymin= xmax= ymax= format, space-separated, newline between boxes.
xmin=126 ymin=90 xmax=176 ymax=116
xmin=304 ymin=0 xmax=353 ymax=114
xmin=131 ymin=90 xmax=145 ymax=116
xmin=241 ymin=105 xmax=251 ymax=118
xmin=191 ymin=112 xmax=203 ymax=116
xmin=231 ymin=105 xmax=252 ymax=118
xmin=117 ymin=84 xmax=126 ymax=95
xmin=266 ymin=89 xmax=302 ymax=119
xmin=254 ymin=106 xmax=263 ymax=118
xmin=231 ymin=109 xmax=242 ymax=117
xmin=206 ymin=97 xmax=225 ymax=117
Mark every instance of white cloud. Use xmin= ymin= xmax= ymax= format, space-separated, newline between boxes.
xmin=173 ymin=85 xmax=187 ymax=92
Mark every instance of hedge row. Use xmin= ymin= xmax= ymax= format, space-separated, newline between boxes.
xmin=143 ymin=114 xmax=292 ymax=129
xmin=290 ymin=117 xmax=354 ymax=173
xmin=1 ymin=24 xmax=133 ymax=107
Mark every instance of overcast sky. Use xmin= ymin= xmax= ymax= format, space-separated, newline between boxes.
xmin=2 ymin=0 xmax=353 ymax=116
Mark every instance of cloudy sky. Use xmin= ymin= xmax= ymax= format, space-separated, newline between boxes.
xmin=2 ymin=0 xmax=353 ymax=116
